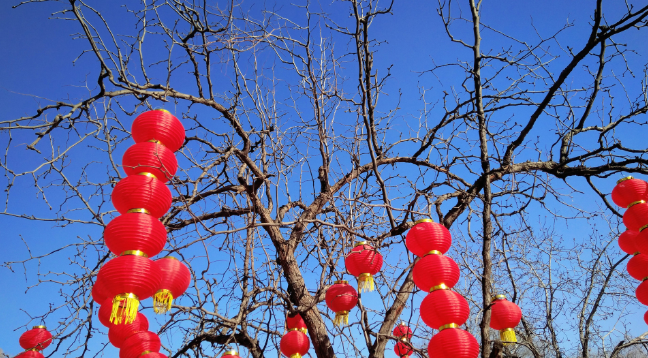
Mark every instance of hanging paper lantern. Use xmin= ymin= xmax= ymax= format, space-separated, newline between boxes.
xmin=92 ymin=278 xmax=110 ymax=304
xmin=412 ymin=253 xmax=460 ymax=292
xmin=286 ymin=313 xmax=308 ymax=334
xmin=392 ymin=322 xmax=413 ymax=340
xmin=153 ymin=257 xmax=192 ymax=314
xmin=325 ymin=280 xmax=358 ymax=326
xmin=620 ymin=230 xmax=640 ymax=255
xmin=406 ymin=219 xmax=452 ymax=257
xmin=394 ymin=341 xmax=413 ymax=357
xmin=623 ymin=201 xmax=648 ymax=231
xmin=280 ymin=330 xmax=310 ymax=358
xmin=14 ymin=352 xmax=45 ymax=358
xmin=490 ymin=295 xmax=522 ymax=344
xmin=627 ymin=254 xmax=648 ymax=281
xmin=420 ymin=289 xmax=469 ymax=330
xmin=97 ymin=253 xmax=162 ymax=324
xmin=122 ymin=142 xmax=178 ymax=182
xmin=119 ymin=331 xmax=161 ymax=358
xmin=427 ymin=328 xmax=479 ymax=358
xmin=104 ymin=213 xmax=167 ymax=257
xmin=644 ymin=311 xmax=648 ymax=325
xmin=221 ymin=350 xmax=241 ymax=358
xmin=636 ymin=280 xmax=648 ymax=305
xmin=112 ymin=174 xmax=172 ymax=219
xmin=132 ymin=110 xmax=186 ymax=153
xmin=141 ymin=353 xmax=168 ymax=358
xmin=612 ymin=177 xmax=648 ymax=208
xmin=19 ymin=326 xmax=52 ymax=351
xmin=108 ymin=312 xmax=149 ymax=348
xmin=344 ymin=241 xmax=383 ymax=292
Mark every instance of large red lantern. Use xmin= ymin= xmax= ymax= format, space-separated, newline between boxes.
xmin=612 ymin=177 xmax=648 ymax=208
xmin=280 ymin=330 xmax=310 ymax=358
xmin=104 ymin=213 xmax=167 ymax=257
xmin=14 ymin=352 xmax=45 ymax=358
xmin=627 ymin=254 xmax=648 ymax=281
xmin=392 ymin=322 xmax=413 ymax=340
xmin=286 ymin=313 xmax=308 ymax=334
xmin=394 ymin=341 xmax=413 ymax=357
xmin=97 ymin=252 xmax=162 ymax=324
xmin=620 ymin=230 xmax=640 ymax=255
xmin=132 ymin=110 xmax=186 ymax=153
xmin=427 ymin=328 xmax=479 ymax=358
xmin=344 ymin=241 xmax=383 ymax=292
xmin=406 ymin=219 xmax=452 ymax=257
xmin=623 ymin=201 xmax=648 ymax=231
xmin=221 ymin=350 xmax=241 ymax=358
xmin=112 ymin=174 xmax=172 ymax=219
xmin=636 ymin=280 xmax=648 ymax=305
xmin=153 ymin=257 xmax=192 ymax=314
xmin=325 ymin=280 xmax=358 ymax=326
xmin=490 ymin=295 xmax=522 ymax=344
xmin=19 ymin=326 xmax=52 ymax=351
xmin=122 ymin=142 xmax=178 ymax=182
xmin=119 ymin=331 xmax=161 ymax=358
xmin=412 ymin=253 xmax=460 ymax=292
xmin=108 ymin=312 xmax=149 ymax=348
xmin=420 ymin=289 xmax=469 ymax=330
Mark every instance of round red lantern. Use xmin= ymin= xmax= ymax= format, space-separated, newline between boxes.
xmin=636 ymin=280 xmax=648 ymax=305
xmin=420 ymin=289 xmax=469 ymax=330
xmin=120 ymin=331 xmax=161 ymax=358
xmin=644 ymin=310 xmax=648 ymax=325
xmin=92 ymin=278 xmax=110 ymax=304
xmin=108 ymin=312 xmax=149 ymax=348
xmin=97 ymin=252 xmax=162 ymax=324
xmin=280 ymin=330 xmax=310 ymax=358
xmin=428 ymin=328 xmax=479 ymax=358
xmin=627 ymin=254 xmax=648 ymax=281
xmin=490 ymin=295 xmax=522 ymax=344
xmin=412 ymin=253 xmax=460 ymax=292
xmin=141 ymin=353 xmax=168 ymax=358
xmin=620 ymin=230 xmax=640 ymax=255
xmin=623 ymin=201 xmax=648 ymax=231
xmin=153 ymin=257 xmax=192 ymax=314
xmin=286 ymin=313 xmax=308 ymax=334
xmin=19 ymin=326 xmax=52 ymax=351
xmin=344 ymin=241 xmax=383 ymax=292
xmin=406 ymin=219 xmax=452 ymax=257
xmin=122 ymin=142 xmax=178 ymax=182
xmin=325 ymin=280 xmax=358 ymax=326
xmin=104 ymin=213 xmax=167 ymax=257
xmin=612 ymin=177 xmax=648 ymax=208
xmin=221 ymin=350 xmax=241 ymax=358
xmin=393 ymin=322 xmax=413 ymax=340
xmin=112 ymin=174 xmax=172 ymax=219
xmin=14 ymin=352 xmax=45 ymax=358
xmin=132 ymin=110 xmax=185 ymax=153
xmin=394 ymin=341 xmax=413 ymax=357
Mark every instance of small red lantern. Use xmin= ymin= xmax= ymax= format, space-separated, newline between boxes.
xmin=153 ymin=257 xmax=192 ymax=314
xmin=620 ymin=230 xmax=640 ymax=255
xmin=394 ymin=341 xmax=413 ymax=357
xmin=221 ymin=350 xmax=241 ymax=358
xmin=412 ymin=253 xmax=460 ymax=292
xmin=420 ymin=289 xmax=469 ymax=330
xmin=14 ymin=352 xmax=45 ymax=358
xmin=92 ymin=278 xmax=110 ymax=304
xmin=627 ymin=254 xmax=648 ymax=281
xmin=19 ymin=326 xmax=52 ymax=351
xmin=112 ymin=174 xmax=172 ymax=219
xmin=406 ymin=219 xmax=452 ymax=257
xmin=490 ymin=295 xmax=522 ymax=344
xmin=132 ymin=110 xmax=186 ymax=153
xmin=104 ymin=213 xmax=167 ymax=257
xmin=120 ymin=331 xmax=161 ymax=358
xmin=122 ymin=142 xmax=178 ymax=182
xmin=393 ymin=322 xmax=413 ymax=340
xmin=612 ymin=177 xmax=648 ymax=208
xmin=636 ymin=280 xmax=648 ymax=305
xmin=644 ymin=311 xmax=648 ymax=325
xmin=108 ymin=312 xmax=149 ymax=348
xmin=325 ymin=280 xmax=358 ymax=326
xmin=344 ymin=241 xmax=383 ymax=292
xmin=280 ymin=330 xmax=310 ymax=358
xmin=623 ymin=201 xmax=648 ymax=231
xmin=140 ymin=353 xmax=168 ymax=358
xmin=286 ymin=313 xmax=308 ymax=334
xmin=427 ymin=328 xmax=479 ymax=358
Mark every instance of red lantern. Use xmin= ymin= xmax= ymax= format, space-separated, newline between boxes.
xmin=92 ymin=278 xmax=110 ymax=304
xmin=286 ymin=313 xmax=308 ymax=334
xmin=141 ymin=353 xmax=168 ymax=358
xmin=132 ymin=110 xmax=185 ymax=153
xmin=392 ymin=322 xmax=413 ymax=340
xmin=108 ymin=312 xmax=149 ymax=348
xmin=420 ymin=289 xmax=469 ymax=330
xmin=97 ymin=252 xmax=162 ymax=324
xmin=612 ymin=177 xmax=648 ymax=208
xmin=221 ymin=350 xmax=241 ymax=358
xmin=636 ymin=280 xmax=648 ymax=305
xmin=325 ymin=280 xmax=358 ymax=326
xmin=153 ymin=257 xmax=192 ymax=314
xmin=14 ymin=352 xmax=45 ymax=358
xmin=644 ymin=310 xmax=648 ymax=325
xmin=344 ymin=241 xmax=383 ymax=292
xmin=406 ymin=219 xmax=452 ymax=257
xmin=490 ymin=295 xmax=522 ymax=344
xmin=623 ymin=201 xmax=648 ymax=231
xmin=412 ymin=253 xmax=460 ymax=292
xmin=19 ymin=326 xmax=52 ymax=351
xmin=428 ymin=328 xmax=479 ymax=358
xmin=280 ymin=330 xmax=310 ymax=358
xmin=627 ymin=254 xmax=648 ymax=281
xmin=122 ymin=142 xmax=178 ymax=182
xmin=119 ymin=331 xmax=161 ymax=358
xmin=104 ymin=213 xmax=167 ymax=257
xmin=620 ymin=230 xmax=640 ymax=255
xmin=112 ymin=174 xmax=172 ymax=219
xmin=394 ymin=341 xmax=413 ymax=357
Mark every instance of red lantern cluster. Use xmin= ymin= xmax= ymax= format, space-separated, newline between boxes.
xmin=14 ymin=325 xmax=52 ymax=358
xmin=325 ymin=280 xmax=359 ymax=326
xmin=280 ymin=329 xmax=310 ymax=358
xmin=393 ymin=323 xmax=413 ymax=358
xmin=345 ymin=241 xmax=384 ymax=292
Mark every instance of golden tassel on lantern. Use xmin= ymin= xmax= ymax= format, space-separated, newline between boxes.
xmin=357 ymin=273 xmax=375 ymax=292
xmin=153 ymin=289 xmax=174 ymax=314
xmin=500 ymin=328 xmax=517 ymax=345
xmin=110 ymin=293 xmax=139 ymax=324
xmin=334 ymin=310 xmax=349 ymax=326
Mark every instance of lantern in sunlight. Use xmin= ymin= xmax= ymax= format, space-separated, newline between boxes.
xmin=104 ymin=212 xmax=167 ymax=257
xmin=420 ymin=289 xmax=469 ymax=330
xmin=108 ymin=312 xmax=149 ymax=348
xmin=19 ymin=326 xmax=52 ymax=351
xmin=122 ymin=142 xmax=178 ymax=182
xmin=153 ymin=256 xmax=192 ymax=314
xmin=612 ymin=177 xmax=648 ymax=208
xmin=111 ymin=174 xmax=172 ymax=219
xmin=132 ymin=110 xmax=186 ymax=153
xmin=325 ymin=280 xmax=358 ymax=326
xmin=627 ymin=254 xmax=648 ymax=281
xmin=412 ymin=252 xmax=460 ymax=292
xmin=221 ymin=350 xmax=241 ymax=358
xmin=120 ymin=331 xmax=161 ymax=358
xmin=406 ymin=219 xmax=452 ymax=257
xmin=286 ymin=313 xmax=308 ymax=334
xmin=394 ymin=341 xmax=413 ymax=357
xmin=489 ymin=295 xmax=522 ymax=344
xmin=344 ymin=241 xmax=383 ymax=292
xmin=427 ymin=328 xmax=479 ymax=358
xmin=619 ymin=230 xmax=640 ymax=255
xmin=623 ymin=200 xmax=648 ymax=231
xmin=280 ymin=330 xmax=310 ymax=358
xmin=392 ymin=322 xmax=413 ymax=340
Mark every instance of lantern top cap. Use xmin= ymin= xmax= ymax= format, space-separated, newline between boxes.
xmin=414 ymin=218 xmax=434 ymax=225
xmin=334 ymin=280 xmax=348 ymax=285
xmin=617 ymin=176 xmax=634 ymax=184
xmin=354 ymin=241 xmax=368 ymax=247
xmin=154 ymin=108 xmax=171 ymax=114
xmin=121 ymin=250 xmax=149 ymax=258
xmin=32 ymin=325 xmax=47 ymax=329
xmin=223 ymin=350 xmax=238 ymax=356
xmin=494 ymin=294 xmax=507 ymax=300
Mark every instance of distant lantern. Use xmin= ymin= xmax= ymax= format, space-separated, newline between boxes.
xmin=344 ymin=241 xmax=383 ymax=292
xmin=325 ymin=280 xmax=358 ymax=326
xmin=279 ymin=330 xmax=310 ymax=358
xmin=392 ymin=322 xmax=413 ymax=340
xmin=489 ymin=295 xmax=522 ymax=344
xmin=153 ymin=257 xmax=192 ymax=314
xmin=394 ymin=341 xmax=413 ymax=357
xmin=405 ymin=219 xmax=452 ymax=257
xmin=427 ymin=328 xmax=479 ymax=358
xmin=19 ymin=326 xmax=52 ymax=351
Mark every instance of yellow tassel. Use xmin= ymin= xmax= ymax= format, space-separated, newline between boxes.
xmin=500 ymin=328 xmax=517 ymax=345
xmin=358 ymin=273 xmax=374 ymax=293
xmin=153 ymin=289 xmax=174 ymax=314
xmin=110 ymin=293 xmax=139 ymax=324
xmin=334 ymin=311 xmax=349 ymax=326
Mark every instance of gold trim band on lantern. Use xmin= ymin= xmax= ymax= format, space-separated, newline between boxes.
xmin=127 ymin=208 xmax=150 ymax=214
xmin=287 ymin=328 xmax=302 ymax=332
xmin=439 ymin=323 xmax=459 ymax=331
xmin=32 ymin=325 xmax=47 ymax=329
xmin=359 ymin=273 xmax=372 ymax=279
xmin=628 ymin=200 xmax=646 ymax=208
xmin=147 ymin=139 xmax=163 ymax=146
xmin=138 ymin=172 xmax=158 ymax=180
xmin=154 ymin=108 xmax=170 ymax=114
xmin=617 ymin=176 xmax=634 ymax=184
xmin=426 ymin=250 xmax=441 ymax=256
xmin=430 ymin=283 xmax=449 ymax=292
xmin=494 ymin=294 xmax=507 ymax=300
xmin=415 ymin=218 xmax=434 ymax=224
xmin=163 ymin=256 xmax=179 ymax=261
xmin=643 ymin=277 xmax=648 ymax=282
xmin=334 ymin=280 xmax=348 ymax=284
xmin=501 ymin=328 xmax=515 ymax=333
xmin=354 ymin=241 xmax=368 ymax=247
xmin=640 ymin=224 xmax=648 ymax=232
xmin=140 ymin=351 xmax=152 ymax=356
xmin=121 ymin=250 xmax=148 ymax=258
xmin=223 ymin=350 xmax=238 ymax=356
xmin=27 ymin=349 xmax=39 ymax=352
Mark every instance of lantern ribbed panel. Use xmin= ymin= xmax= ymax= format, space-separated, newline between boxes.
xmin=392 ymin=324 xmax=413 ymax=340
xmin=92 ymin=278 xmax=110 ymax=304
xmin=636 ymin=280 xmax=648 ymax=305
xmin=108 ymin=313 xmax=149 ymax=348
xmin=345 ymin=244 xmax=383 ymax=277
xmin=623 ymin=202 xmax=648 ymax=231
xmin=406 ymin=221 xmax=452 ymax=257
xmin=132 ymin=110 xmax=185 ymax=153
xmin=14 ymin=351 xmax=45 ymax=358
xmin=19 ymin=327 xmax=52 ymax=351
xmin=112 ymin=175 xmax=172 ymax=218
xmin=155 ymin=258 xmax=191 ymax=297
xmin=412 ymin=254 xmax=460 ymax=292
xmin=612 ymin=178 xmax=648 ymax=208
xmin=280 ymin=330 xmax=310 ymax=357
xmin=325 ymin=283 xmax=358 ymax=313
xmin=627 ymin=254 xmax=648 ymax=281
xmin=428 ymin=328 xmax=479 ymax=358
xmin=490 ymin=298 xmax=522 ymax=330
xmin=286 ymin=313 xmax=307 ymax=331
xmin=97 ymin=255 xmax=162 ymax=300
xmin=104 ymin=213 xmax=167 ymax=257
xmin=122 ymin=142 xmax=178 ymax=182
xmin=119 ymin=331 xmax=161 ymax=358
xmin=141 ymin=353 xmax=168 ymax=358
xmin=620 ymin=230 xmax=640 ymax=255
xmin=420 ymin=290 xmax=469 ymax=329
xmin=394 ymin=341 xmax=413 ymax=357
